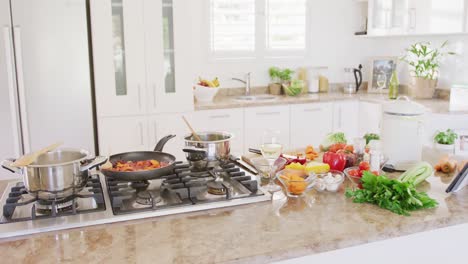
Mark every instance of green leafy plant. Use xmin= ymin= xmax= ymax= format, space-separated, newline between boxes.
xmin=401 ymin=41 xmax=455 ymax=80
xmin=434 ymin=129 xmax=458 ymax=145
xmin=345 ymin=171 xmax=438 ymax=216
xmin=269 ymin=67 xmax=294 ymax=83
xmin=268 ymin=67 xmax=281 ymax=83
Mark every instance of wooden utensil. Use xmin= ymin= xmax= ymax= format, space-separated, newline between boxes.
xmin=100 ymin=148 xmax=113 ymax=170
xmin=182 ymin=116 xmax=203 ymax=142
xmin=11 ymin=141 xmax=63 ymax=167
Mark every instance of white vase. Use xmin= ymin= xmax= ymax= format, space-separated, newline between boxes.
xmin=434 ymin=142 xmax=455 ymax=154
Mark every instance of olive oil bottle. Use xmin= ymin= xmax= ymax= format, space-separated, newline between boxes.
xmin=388 ymin=67 xmax=399 ymax=100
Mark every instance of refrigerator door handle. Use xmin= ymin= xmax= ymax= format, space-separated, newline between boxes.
xmin=13 ymin=26 xmax=30 ymax=153
xmin=3 ymin=26 xmax=21 ymax=157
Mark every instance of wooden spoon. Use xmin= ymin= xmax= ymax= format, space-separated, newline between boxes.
xmin=182 ymin=116 xmax=202 ymax=142
xmin=100 ymin=148 xmax=113 ymax=170
xmin=11 ymin=141 xmax=63 ymax=167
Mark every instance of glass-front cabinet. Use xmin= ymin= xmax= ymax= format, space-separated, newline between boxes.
xmin=368 ymin=0 xmax=467 ymax=36
xmin=91 ymin=0 xmax=192 ymax=118
xmin=144 ymin=0 xmax=193 ymax=113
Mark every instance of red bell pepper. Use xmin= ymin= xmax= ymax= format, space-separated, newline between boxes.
xmin=323 ymin=152 xmax=347 ymax=171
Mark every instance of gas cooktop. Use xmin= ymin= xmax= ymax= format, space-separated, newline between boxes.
xmin=0 ymin=161 xmax=270 ymax=239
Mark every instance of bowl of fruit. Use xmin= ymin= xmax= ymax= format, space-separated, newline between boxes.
xmin=276 ymin=169 xmax=316 ymax=197
xmin=194 ymin=77 xmax=220 ymax=103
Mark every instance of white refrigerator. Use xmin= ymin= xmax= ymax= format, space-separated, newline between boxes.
xmin=0 ymin=0 xmax=95 ymax=179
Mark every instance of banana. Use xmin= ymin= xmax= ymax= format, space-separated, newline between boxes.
xmin=212 ymin=77 xmax=219 ymax=87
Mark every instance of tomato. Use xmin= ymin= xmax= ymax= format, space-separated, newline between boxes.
xmin=359 ymin=161 xmax=370 ymax=171
xmin=372 ymin=170 xmax=380 ymax=176
xmin=328 ymin=143 xmax=347 ymax=153
xmin=348 ymin=169 xmax=361 ymax=177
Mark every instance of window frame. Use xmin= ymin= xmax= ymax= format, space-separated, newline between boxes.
xmin=205 ymin=0 xmax=311 ymax=61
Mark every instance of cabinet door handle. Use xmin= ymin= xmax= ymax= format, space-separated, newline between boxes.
xmin=137 ymin=84 xmax=142 ymax=110
xmin=3 ymin=26 xmax=21 ymax=156
xmin=152 ymin=84 xmax=157 ymax=109
xmin=13 ymin=26 xmax=30 ymax=153
xmin=256 ymin=112 xmax=280 ymax=116
xmin=209 ymin=114 xmax=230 ymax=119
xmin=139 ymin=122 xmax=144 ymax=146
xmin=303 ymin=108 xmax=321 ymax=112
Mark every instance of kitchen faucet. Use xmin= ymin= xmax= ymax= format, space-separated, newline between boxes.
xmin=232 ymin=72 xmax=251 ymax=96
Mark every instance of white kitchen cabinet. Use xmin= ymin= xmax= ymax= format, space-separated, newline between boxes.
xmin=192 ymin=109 xmax=244 ymax=157
xmin=244 ymin=106 xmax=290 ymax=152
xmin=98 ymin=116 xmax=149 ymax=155
xmin=149 ymin=113 xmax=193 ymax=161
xmin=368 ymin=0 xmax=410 ymax=36
xmin=367 ymin=0 xmax=466 ymax=36
xmin=333 ymin=101 xmax=359 ymax=140
xmin=91 ymin=0 xmax=147 ymax=117
xmin=358 ymin=101 xmax=382 ymax=136
xmin=144 ymin=0 xmax=194 ymax=114
xmin=290 ymin=103 xmax=333 ymax=149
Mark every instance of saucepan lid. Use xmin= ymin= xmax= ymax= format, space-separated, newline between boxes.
xmin=383 ymin=96 xmax=427 ymax=116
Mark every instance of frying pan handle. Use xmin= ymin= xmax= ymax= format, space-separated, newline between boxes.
xmin=154 ymin=134 xmax=176 ymax=151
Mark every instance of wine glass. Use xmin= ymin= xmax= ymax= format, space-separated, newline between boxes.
xmin=260 ymin=130 xmax=283 ymax=193
xmin=376 ymin=71 xmax=387 ymax=93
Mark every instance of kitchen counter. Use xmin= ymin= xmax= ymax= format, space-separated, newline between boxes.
xmin=0 ymin=152 xmax=467 ymax=263
xmin=195 ymin=91 xmax=467 ymax=115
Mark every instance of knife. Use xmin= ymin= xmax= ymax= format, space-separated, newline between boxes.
xmin=230 ymin=155 xmax=258 ymax=175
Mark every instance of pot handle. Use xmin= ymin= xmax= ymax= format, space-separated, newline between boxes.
xmin=182 ymin=148 xmax=207 ymax=154
xmin=1 ymin=158 xmax=22 ymax=174
xmin=154 ymin=134 xmax=176 ymax=151
xmin=80 ymin=156 xmax=108 ymax=172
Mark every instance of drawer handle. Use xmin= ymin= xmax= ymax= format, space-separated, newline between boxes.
xmin=304 ymin=108 xmax=321 ymax=112
xmin=209 ymin=114 xmax=230 ymax=119
xmin=256 ymin=112 xmax=280 ymax=116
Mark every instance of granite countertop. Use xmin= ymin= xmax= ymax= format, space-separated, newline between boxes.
xmin=195 ymin=90 xmax=467 ymax=115
xmin=0 ymin=152 xmax=467 ymax=263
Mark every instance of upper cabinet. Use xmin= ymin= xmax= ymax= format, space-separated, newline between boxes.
xmin=367 ymin=0 xmax=467 ymax=36
xmin=91 ymin=0 xmax=193 ymax=118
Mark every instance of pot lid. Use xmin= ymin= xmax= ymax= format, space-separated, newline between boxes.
xmin=383 ymin=96 xmax=427 ymax=116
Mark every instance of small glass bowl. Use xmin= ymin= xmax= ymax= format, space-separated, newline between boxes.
xmin=276 ymin=169 xmax=316 ymax=197
xmin=343 ymin=166 xmax=363 ymax=189
xmin=314 ymin=170 xmax=345 ymax=192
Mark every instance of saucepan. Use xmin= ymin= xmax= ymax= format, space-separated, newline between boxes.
xmin=183 ymin=131 xmax=233 ymax=170
xmin=2 ymin=149 xmax=107 ymax=201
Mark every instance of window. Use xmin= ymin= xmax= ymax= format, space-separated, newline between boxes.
xmin=266 ymin=0 xmax=306 ymax=50
xmin=209 ymin=0 xmax=308 ymax=57
xmin=210 ymin=0 xmax=255 ymax=52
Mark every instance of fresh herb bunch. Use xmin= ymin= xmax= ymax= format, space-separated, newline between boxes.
xmin=363 ymin=133 xmax=380 ymax=145
xmin=434 ymin=129 xmax=458 ymax=145
xmin=268 ymin=67 xmax=281 ymax=83
xmin=401 ymin=41 xmax=455 ymax=80
xmin=345 ymin=171 xmax=438 ymax=216
xmin=278 ymin=68 xmax=294 ymax=82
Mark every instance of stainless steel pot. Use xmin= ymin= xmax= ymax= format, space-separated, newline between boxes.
xmin=183 ymin=131 xmax=233 ymax=168
xmin=1 ymin=148 xmax=107 ymax=201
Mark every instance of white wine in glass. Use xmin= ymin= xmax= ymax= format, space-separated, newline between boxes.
xmin=261 ymin=130 xmax=283 ymax=193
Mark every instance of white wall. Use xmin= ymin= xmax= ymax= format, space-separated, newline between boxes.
xmin=184 ymin=0 xmax=467 ymax=89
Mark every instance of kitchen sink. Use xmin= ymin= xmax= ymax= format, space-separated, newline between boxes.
xmin=234 ymin=95 xmax=277 ymax=101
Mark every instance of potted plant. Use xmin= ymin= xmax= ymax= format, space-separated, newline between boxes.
xmin=268 ymin=67 xmax=282 ymax=95
xmin=434 ymin=129 xmax=458 ymax=153
xmin=268 ymin=67 xmax=295 ymax=95
xmin=401 ymin=41 xmax=454 ymax=99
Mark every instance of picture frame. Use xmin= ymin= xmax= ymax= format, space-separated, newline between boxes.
xmin=368 ymin=57 xmax=398 ymax=93
xmin=455 ymin=130 xmax=468 ymax=156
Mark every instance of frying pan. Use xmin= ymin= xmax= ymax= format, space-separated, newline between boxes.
xmin=101 ymin=135 xmax=176 ymax=181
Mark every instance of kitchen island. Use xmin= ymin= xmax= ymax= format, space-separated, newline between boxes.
xmin=0 ymin=155 xmax=467 ymax=264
